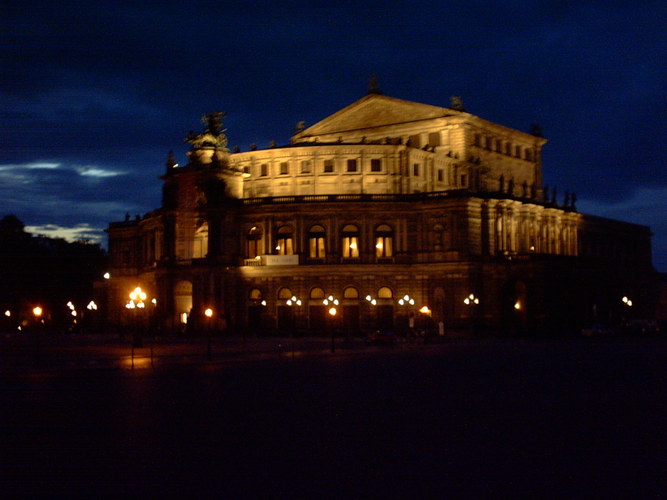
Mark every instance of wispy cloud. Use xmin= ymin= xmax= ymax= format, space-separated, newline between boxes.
xmin=25 ymin=223 xmax=105 ymax=244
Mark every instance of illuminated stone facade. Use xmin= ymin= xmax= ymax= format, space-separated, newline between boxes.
xmin=104 ymin=93 xmax=656 ymax=336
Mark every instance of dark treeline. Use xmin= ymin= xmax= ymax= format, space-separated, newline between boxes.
xmin=0 ymin=214 xmax=107 ymax=328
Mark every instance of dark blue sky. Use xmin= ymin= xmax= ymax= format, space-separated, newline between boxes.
xmin=2 ymin=1 xmax=666 ymax=270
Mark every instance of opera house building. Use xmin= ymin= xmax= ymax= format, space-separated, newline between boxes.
xmin=103 ymin=90 xmax=656 ymax=336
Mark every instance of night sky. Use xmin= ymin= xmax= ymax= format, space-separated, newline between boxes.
xmin=2 ymin=1 xmax=665 ymax=270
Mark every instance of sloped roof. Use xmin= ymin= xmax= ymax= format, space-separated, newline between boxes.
xmin=293 ymin=93 xmax=459 ymax=139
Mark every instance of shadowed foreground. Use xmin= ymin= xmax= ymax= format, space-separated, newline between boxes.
xmin=2 ymin=337 xmax=665 ymax=497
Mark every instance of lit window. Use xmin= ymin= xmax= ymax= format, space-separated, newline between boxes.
xmin=246 ymin=226 xmax=262 ymax=258
xmin=347 ymin=159 xmax=357 ymax=172
xmin=375 ymin=224 xmax=393 ymax=258
xmin=343 ymin=287 xmax=359 ymax=299
xmin=308 ymin=225 xmax=326 ymax=258
xmin=341 ymin=224 xmax=359 ymax=258
xmin=378 ymin=287 xmax=393 ymax=299
xmin=275 ymin=225 xmax=294 ymax=255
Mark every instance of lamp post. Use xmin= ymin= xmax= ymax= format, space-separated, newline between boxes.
xmin=324 ymin=295 xmax=339 ymax=352
xmin=127 ymin=286 xmax=147 ymax=347
xmin=286 ymin=296 xmax=302 ymax=338
xmin=464 ymin=293 xmax=480 ymax=335
xmin=204 ymin=308 xmax=213 ymax=360
xmin=398 ymin=294 xmax=415 ymax=339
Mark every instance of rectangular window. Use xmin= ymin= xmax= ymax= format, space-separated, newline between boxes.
xmin=495 ymin=140 xmax=502 ymax=153
xmin=342 ymin=237 xmax=359 ymax=258
xmin=371 ymin=159 xmax=381 ymax=172
xmin=437 ymin=169 xmax=444 ymax=182
xmin=260 ymin=164 xmax=268 ymax=177
xmin=280 ymin=162 xmax=288 ymax=175
xmin=375 ymin=236 xmax=393 ymax=258
xmin=408 ymin=135 xmax=421 ymax=148
xmin=428 ymin=132 xmax=441 ymax=147
xmin=323 ymin=159 xmax=334 ymax=173
xmin=300 ymin=160 xmax=311 ymax=173
xmin=413 ymin=164 xmax=420 ymax=177
xmin=460 ymin=174 xmax=467 ymax=186
xmin=505 ymin=142 xmax=512 ymax=155
xmin=485 ymin=137 xmax=492 ymax=150
xmin=524 ymin=149 xmax=533 ymax=161
xmin=515 ymin=145 xmax=521 ymax=158
xmin=309 ymin=237 xmax=325 ymax=258
xmin=347 ymin=159 xmax=357 ymax=172
xmin=474 ymin=134 xmax=481 ymax=147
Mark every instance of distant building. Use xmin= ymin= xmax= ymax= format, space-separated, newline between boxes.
xmin=104 ymin=91 xmax=657 ymax=336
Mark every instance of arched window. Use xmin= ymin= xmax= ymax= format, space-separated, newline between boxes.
xmin=343 ymin=287 xmax=359 ymax=299
xmin=308 ymin=225 xmax=326 ymax=258
xmin=310 ymin=287 xmax=325 ymax=300
xmin=378 ymin=287 xmax=393 ymax=299
xmin=341 ymin=224 xmax=359 ymax=258
xmin=275 ymin=225 xmax=294 ymax=255
xmin=278 ymin=287 xmax=293 ymax=300
xmin=249 ymin=288 xmax=263 ymax=301
xmin=246 ymin=226 xmax=262 ymax=258
xmin=375 ymin=224 xmax=393 ymax=258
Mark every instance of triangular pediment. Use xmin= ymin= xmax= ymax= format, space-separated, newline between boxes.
xmin=294 ymin=94 xmax=458 ymax=140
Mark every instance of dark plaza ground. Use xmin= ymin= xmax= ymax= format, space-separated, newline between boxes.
xmin=1 ymin=332 xmax=665 ymax=498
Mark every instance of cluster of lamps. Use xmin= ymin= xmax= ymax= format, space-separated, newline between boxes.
xmin=464 ymin=294 xmax=480 ymax=305
xmin=622 ymin=296 xmax=633 ymax=307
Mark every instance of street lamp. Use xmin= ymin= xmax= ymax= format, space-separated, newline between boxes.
xmin=398 ymin=294 xmax=415 ymax=338
xmin=204 ymin=307 xmax=213 ymax=360
xmin=127 ymin=287 xmax=147 ymax=347
xmin=324 ymin=295 xmax=339 ymax=352
xmin=464 ymin=293 xmax=480 ymax=334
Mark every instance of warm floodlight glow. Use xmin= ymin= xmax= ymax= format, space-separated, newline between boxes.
xmin=33 ymin=306 xmax=43 ymax=317
xmin=403 ymin=295 xmax=410 ymax=301
xmin=366 ymin=295 xmax=372 ymax=302
xmin=398 ymin=299 xmax=404 ymax=305
xmin=371 ymin=299 xmax=377 ymax=305
xmin=276 ymin=245 xmax=281 ymax=251
xmin=514 ymin=301 xmax=521 ymax=310
xmin=419 ymin=306 xmax=431 ymax=315
xmin=260 ymin=300 xmax=267 ymax=306
xmin=349 ymin=241 xmax=357 ymax=249
xmin=296 ymin=300 xmax=302 ymax=306
xmin=4 ymin=310 xmax=10 ymax=317
xmin=621 ymin=296 xmax=633 ymax=307
xmin=376 ymin=242 xmax=383 ymax=249
xmin=328 ymin=307 xmax=337 ymax=316
xmin=87 ymin=301 xmax=98 ymax=310
xmin=204 ymin=308 xmax=213 ymax=318
xmin=151 ymin=298 xmax=157 ymax=305
xmin=103 ymin=272 xmax=110 ymax=279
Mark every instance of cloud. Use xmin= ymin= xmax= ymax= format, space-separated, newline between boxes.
xmin=25 ymin=223 xmax=105 ymax=245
